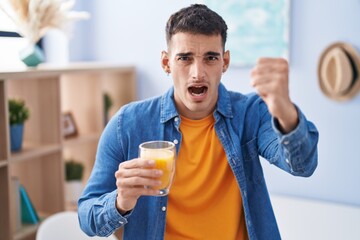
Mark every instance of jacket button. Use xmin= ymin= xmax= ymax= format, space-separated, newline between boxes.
xmin=173 ymin=139 xmax=179 ymax=144
xmin=161 ymin=206 xmax=166 ymax=211
xmin=174 ymin=117 xmax=179 ymax=122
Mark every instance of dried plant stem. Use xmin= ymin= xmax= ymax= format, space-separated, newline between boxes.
xmin=0 ymin=0 xmax=89 ymax=44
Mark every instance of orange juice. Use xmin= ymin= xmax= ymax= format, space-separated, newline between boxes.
xmin=139 ymin=141 xmax=176 ymax=196
xmin=153 ymin=150 xmax=175 ymax=189
xmin=142 ymin=149 xmax=175 ymax=189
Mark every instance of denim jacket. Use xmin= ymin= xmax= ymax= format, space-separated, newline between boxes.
xmin=78 ymin=83 xmax=318 ymax=240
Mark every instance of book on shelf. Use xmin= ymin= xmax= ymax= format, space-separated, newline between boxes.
xmin=20 ymin=184 xmax=40 ymax=224
xmin=10 ymin=177 xmax=21 ymax=232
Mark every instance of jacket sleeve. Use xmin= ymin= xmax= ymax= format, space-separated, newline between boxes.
xmin=258 ymin=102 xmax=319 ymax=177
xmin=77 ymin=109 xmax=130 ymax=237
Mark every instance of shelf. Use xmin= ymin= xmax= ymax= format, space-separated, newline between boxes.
xmin=9 ymin=143 xmax=61 ymax=164
xmin=0 ymin=81 xmax=8 ymax=161
xmin=0 ymin=63 xmax=136 ymax=240
xmin=0 ymin=167 xmax=10 ymax=240
xmin=0 ymin=160 xmax=7 ymax=168
xmin=13 ymin=223 xmax=40 ymax=240
xmin=62 ymin=140 xmax=100 ymax=185
xmin=63 ymin=132 xmax=102 ymax=147
xmin=13 ymin=213 xmax=51 ymax=240
xmin=0 ymin=63 xmax=135 ymax=80
xmin=7 ymin=77 xmax=61 ymax=147
xmin=10 ymin=152 xmax=65 ymax=218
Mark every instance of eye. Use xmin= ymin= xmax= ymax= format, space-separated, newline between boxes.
xmin=177 ymin=56 xmax=191 ymax=61
xmin=207 ymin=56 xmax=219 ymax=61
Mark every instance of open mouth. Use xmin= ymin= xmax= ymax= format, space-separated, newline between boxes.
xmin=188 ymin=85 xmax=208 ymax=97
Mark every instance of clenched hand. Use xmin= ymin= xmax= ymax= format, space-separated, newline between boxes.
xmin=250 ymin=58 xmax=298 ymax=133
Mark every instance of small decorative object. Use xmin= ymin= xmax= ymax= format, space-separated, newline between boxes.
xmin=103 ymin=92 xmax=113 ymax=126
xmin=65 ymin=159 xmax=84 ymax=203
xmin=19 ymin=44 xmax=45 ymax=67
xmin=318 ymin=42 xmax=360 ymax=101
xmin=9 ymin=98 xmax=30 ymax=152
xmin=62 ymin=112 xmax=77 ymax=138
xmin=20 ymin=184 xmax=40 ymax=224
xmin=0 ymin=0 xmax=89 ymax=67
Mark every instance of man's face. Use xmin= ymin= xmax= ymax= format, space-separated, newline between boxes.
xmin=162 ymin=33 xmax=230 ymax=120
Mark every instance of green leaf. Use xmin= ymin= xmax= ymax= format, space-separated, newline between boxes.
xmin=9 ymin=99 xmax=30 ymax=125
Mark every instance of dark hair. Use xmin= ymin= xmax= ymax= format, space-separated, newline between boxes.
xmin=165 ymin=4 xmax=228 ymax=50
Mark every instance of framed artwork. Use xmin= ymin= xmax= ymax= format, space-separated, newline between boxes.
xmin=203 ymin=0 xmax=290 ymax=67
xmin=62 ymin=112 xmax=78 ymax=138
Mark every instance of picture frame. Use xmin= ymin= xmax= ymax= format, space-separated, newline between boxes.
xmin=203 ymin=0 xmax=290 ymax=67
xmin=62 ymin=112 xmax=78 ymax=138
xmin=0 ymin=7 xmax=22 ymax=38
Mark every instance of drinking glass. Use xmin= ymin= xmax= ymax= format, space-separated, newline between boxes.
xmin=139 ymin=141 xmax=176 ymax=196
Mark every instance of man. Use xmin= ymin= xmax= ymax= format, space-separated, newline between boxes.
xmin=78 ymin=4 xmax=318 ymax=240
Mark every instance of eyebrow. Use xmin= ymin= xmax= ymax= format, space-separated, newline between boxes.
xmin=205 ymin=51 xmax=221 ymax=56
xmin=176 ymin=52 xmax=193 ymax=57
xmin=175 ymin=51 xmax=221 ymax=57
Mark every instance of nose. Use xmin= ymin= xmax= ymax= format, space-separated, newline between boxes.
xmin=190 ymin=60 xmax=205 ymax=81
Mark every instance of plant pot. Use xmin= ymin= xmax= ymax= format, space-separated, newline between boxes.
xmin=65 ymin=180 xmax=83 ymax=203
xmin=10 ymin=124 xmax=24 ymax=152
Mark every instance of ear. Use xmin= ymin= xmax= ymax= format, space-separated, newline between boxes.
xmin=161 ymin=51 xmax=171 ymax=74
xmin=222 ymin=50 xmax=230 ymax=73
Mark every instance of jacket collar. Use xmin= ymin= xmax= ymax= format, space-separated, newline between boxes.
xmin=160 ymin=83 xmax=233 ymax=123
xmin=216 ymin=83 xmax=233 ymax=118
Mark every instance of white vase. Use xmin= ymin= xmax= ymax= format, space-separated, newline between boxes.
xmin=42 ymin=29 xmax=69 ymax=65
xmin=65 ymin=180 xmax=83 ymax=203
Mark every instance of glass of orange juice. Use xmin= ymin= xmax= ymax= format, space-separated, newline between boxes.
xmin=139 ymin=141 xmax=176 ymax=196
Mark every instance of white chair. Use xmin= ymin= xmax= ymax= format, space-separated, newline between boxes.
xmin=36 ymin=211 xmax=118 ymax=240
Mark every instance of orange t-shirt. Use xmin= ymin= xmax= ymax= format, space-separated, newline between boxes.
xmin=165 ymin=114 xmax=248 ymax=240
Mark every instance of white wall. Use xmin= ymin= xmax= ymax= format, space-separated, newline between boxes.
xmin=70 ymin=0 xmax=360 ymax=207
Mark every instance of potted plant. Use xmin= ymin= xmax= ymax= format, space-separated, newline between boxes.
xmin=65 ymin=160 xmax=84 ymax=203
xmin=9 ymin=98 xmax=30 ymax=152
xmin=103 ymin=92 xmax=113 ymax=126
